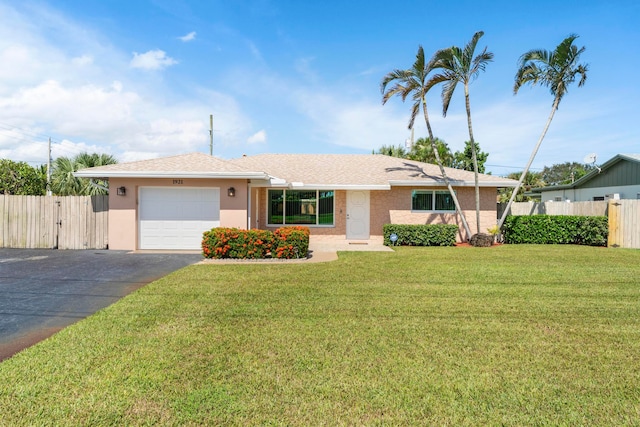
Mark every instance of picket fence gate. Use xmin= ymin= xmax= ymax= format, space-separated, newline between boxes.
xmin=0 ymin=195 xmax=108 ymax=250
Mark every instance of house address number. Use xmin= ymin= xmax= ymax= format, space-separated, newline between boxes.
xmin=173 ymin=179 xmax=183 ymax=185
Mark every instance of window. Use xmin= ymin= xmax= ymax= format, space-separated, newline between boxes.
xmin=593 ymin=196 xmax=605 ymax=201
xmin=267 ymin=189 xmax=334 ymax=226
xmin=412 ymin=190 xmax=455 ymax=211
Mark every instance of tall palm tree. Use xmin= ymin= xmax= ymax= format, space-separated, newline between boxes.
xmin=429 ymin=31 xmax=493 ymax=234
xmin=381 ymin=46 xmax=472 ymax=238
xmin=497 ymin=34 xmax=588 ymax=228
xmin=51 ymin=152 xmax=117 ymax=195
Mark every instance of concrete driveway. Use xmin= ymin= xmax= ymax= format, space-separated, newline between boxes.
xmin=0 ymin=249 xmax=202 ymax=361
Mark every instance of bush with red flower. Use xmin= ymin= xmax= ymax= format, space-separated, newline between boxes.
xmin=202 ymin=226 xmax=309 ymax=259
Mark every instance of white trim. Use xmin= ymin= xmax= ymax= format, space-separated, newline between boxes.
xmin=390 ymin=179 xmax=517 ymax=188
xmin=248 ymin=182 xmax=391 ymax=190
xmin=74 ymin=171 xmax=268 ymax=179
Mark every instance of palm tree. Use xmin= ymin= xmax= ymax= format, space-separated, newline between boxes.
xmin=497 ymin=34 xmax=588 ymax=229
xmin=381 ymin=46 xmax=472 ymax=238
xmin=51 ymin=152 xmax=117 ymax=195
xmin=498 ymin=171 xmax=544 ymax=203
xmin=429 ymin=31 xmax=493 ymax=235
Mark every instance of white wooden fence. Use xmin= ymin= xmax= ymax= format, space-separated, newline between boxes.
xmin=0 ymin=195 xmax=108 ymax=249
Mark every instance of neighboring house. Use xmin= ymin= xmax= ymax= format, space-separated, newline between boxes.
xmin=75 ymin=152 xmax=518 ymax=250
xmin=532 ymin=154 xmax=640 ymax=203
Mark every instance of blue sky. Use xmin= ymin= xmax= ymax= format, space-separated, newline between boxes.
xmin=0 ymin=0 xmax=638 ymax=175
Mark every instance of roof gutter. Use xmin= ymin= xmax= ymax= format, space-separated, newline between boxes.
xmin=73 ymin=171 xmax=270 ymax=179
xmin=388 ymin=180 xmax=519 ymax=188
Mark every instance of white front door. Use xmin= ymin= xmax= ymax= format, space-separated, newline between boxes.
xmin=346 ymin=190 xmax=370 ymax=240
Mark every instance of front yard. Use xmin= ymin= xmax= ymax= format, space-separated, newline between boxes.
xmin=1 ymin=245 xmax=639 ymax=425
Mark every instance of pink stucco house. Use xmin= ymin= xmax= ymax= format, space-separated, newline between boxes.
xmin=75 ymin=152 xmax=518 ymax=250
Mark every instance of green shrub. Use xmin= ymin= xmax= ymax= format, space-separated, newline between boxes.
xmin=202 ymin=226 xmax=310 ymax=259
xmin=502 ymin=215 xmax=608 ymax=246
xmin=273 ymin=226 xmax=310 ymax=259
xmin=383 ymin=224 xmax=458 ymax=247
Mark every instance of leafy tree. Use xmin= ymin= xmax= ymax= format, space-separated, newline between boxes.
xmin=541 ymin=161 xmax=595 ymax=186
xmin=51 ymin=152 xmax=117 ymax=196
xmin=453 ymin=141 xmax=488 ymax=173
xmin=0 ymin=159 xmax=47 ymax=195
xmin=498 ymin=171 xmax=544 ymax=203
xmin=381 ymin=46 xmax=472 ymax=237
xmin=407 ymin=137 xmax=454 ymax=166
xmin=498 ymin=34 xmax=588 ymax=229
xmin=430 ymin=31 xmax=494 ymax=234
xmin=375 ymin=144 xmax=407 ymax=158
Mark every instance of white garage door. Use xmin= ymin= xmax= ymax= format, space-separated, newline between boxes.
xmin=139 ymin=187 xmax=220 ymax=250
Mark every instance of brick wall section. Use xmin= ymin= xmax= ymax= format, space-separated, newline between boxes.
xmin=253 ymin=187 xmax=497 ymax=242
xmin=372 ymin=187 xmax=496 ymax=241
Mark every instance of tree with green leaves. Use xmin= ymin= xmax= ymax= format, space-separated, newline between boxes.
xmin=453 ymin=141 xmax=488 ymax=173
xmin=498 ymin=170 xmax=544 ymax=203
xmin=498 ymin=34 xmax=588 ymax=229
xmin=0 ymin=159 xmax=47 ymax=195
xmin=51 ymin=152 xmax=117 ymax=196
xmin=429 ymin=31 xmax=494 ymax=235
xmin=407 ymin=137 xmax=454 ymax=166
xmin=381 ymin=46 xmax=472 ymax=238
xmin=374 ymin=144 xmax=407 ymax=158
xmin=541 ymin=161 xmax=595 ymax=186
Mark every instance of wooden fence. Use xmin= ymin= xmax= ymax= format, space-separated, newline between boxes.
xmin=499 ymin=200 xmax=639 ymax=249
xmin=608 ymin=200 xmax=640 ymax=249
xmin=0 ymin=195 xmax=108 ymax=249
xmin=498 ymin=201 xmax=609 ymax=218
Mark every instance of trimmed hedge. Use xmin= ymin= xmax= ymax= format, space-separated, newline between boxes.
xmin=202 ymin=226 xmax=310 ymax=259
xmin=502 ymin=215 xmax=608 ymax=246
xmin=383 ymin=224 xmax=458 ymax=247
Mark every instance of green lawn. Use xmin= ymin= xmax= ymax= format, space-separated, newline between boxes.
xmin=1 ymin=245 xmax=639 ymax=425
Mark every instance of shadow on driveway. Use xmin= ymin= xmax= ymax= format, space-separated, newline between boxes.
xmin=0 ymin=249 xmax=202 ymax=361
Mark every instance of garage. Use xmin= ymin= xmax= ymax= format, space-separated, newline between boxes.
xmin=139 ymin=187 xmax=220 ymax=250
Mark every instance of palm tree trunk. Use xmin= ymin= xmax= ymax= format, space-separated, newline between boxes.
xmin=497 ymin=96 xmax=560 ymax=229
xmin=464 ymin=84 xmax=481 ymax=234
xmin=422 ymin=99 xmax=473 ymax=239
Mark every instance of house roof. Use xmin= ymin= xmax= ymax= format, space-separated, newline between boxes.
xmin=533 ymin=154 xmax=640 ymax=193
xmin=229 ymin=153 xmax=518 ymax=189
xmin=74 ymin=152 xmax=269 ymax=179
xmin=75 ymin=152 xmax=519 ymax=189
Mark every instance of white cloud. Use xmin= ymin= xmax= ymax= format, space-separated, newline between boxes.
xmin=130 ymin=49 xmax=177 ymax=70
xmin=72 ymin=54 xmax=93 ymax=66
xmin=247 ymin=130 xmax=267 ymax=144
xmin=179 ymin=31 xmax=196 ymax=42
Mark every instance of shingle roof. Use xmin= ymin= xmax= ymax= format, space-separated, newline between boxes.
xmin=75 ymin=152 xmax=268 ymax=179
xmin=230 ymin=153 xmax=518 ymax=188
xmin=75 ymin=152 xmax=518 ymax=188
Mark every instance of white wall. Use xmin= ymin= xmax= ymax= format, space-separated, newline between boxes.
xmin=540 ymin=184 xmax=640 ymax=202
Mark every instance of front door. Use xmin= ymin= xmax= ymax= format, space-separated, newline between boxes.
xmin=346 ymin=190 xmax=370 ymax=240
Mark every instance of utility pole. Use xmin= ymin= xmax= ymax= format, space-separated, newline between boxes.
xmin=209 ymin=114 xmax=213 ymax=156
xmin=47 ymin=137 xmax=52 ymax=196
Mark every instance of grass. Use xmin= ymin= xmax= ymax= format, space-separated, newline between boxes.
xmin=1 ymin=245 xmax=639 ymax=425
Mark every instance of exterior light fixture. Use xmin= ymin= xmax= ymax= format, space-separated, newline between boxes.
xmin=117 ymin=186 xmax=126 ymax=196
xmin=227 ymin=187 xmax=236 ymax=197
